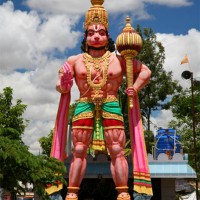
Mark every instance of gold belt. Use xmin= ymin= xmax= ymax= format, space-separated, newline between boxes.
xmin=76 ymin=96 xmax=118 ymax=103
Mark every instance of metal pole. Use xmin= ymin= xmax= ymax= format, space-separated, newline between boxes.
xmin=174 ymin=130 xmax=176 ymax=156
xmin=191 ymin=72 xmax=199 ymax=200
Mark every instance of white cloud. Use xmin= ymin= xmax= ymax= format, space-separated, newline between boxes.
xmin=149 ymin=29 xmax=200 ymax=132
xmin=156 ymin=29 xmax=200 ymax=88
xmin=0 ymin=1 xmax=199 ymax=154
xmin=0 ymin=69 xmax=79 ymax=154
xmin=25 ymin=0 xmax=151 ymax=22
xmin=35 ymin=14 xmax=81 ymax=53
xmin=23 ymin=120 xmax=55 ymax=155
xmin=0 ymin=2 xmax=39 ymax=72
xmin=151 ymin=110 xmax=175 ymax=132
xmin=25 ymin=0 xmax=90 ymax=15
xmin=0 ymin=1 xmax=81 ymax=73
xmin=143 ymin=0 xmax=193 ymax=7
xmin=0 ymin=1 xmax=82 ymax=154
xmin=25 ymin=0 xmax=192 ymax=20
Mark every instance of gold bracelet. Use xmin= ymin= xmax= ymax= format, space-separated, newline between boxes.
xmin=133 ymin=86 xmax=138 ymax=94
xmin=116 ymin=186 xmax=129 ymax=193
xmin=67 ymin=187 xmax=80 ymax=193
xmin=60 ymin=85 xmax=68 ymax=94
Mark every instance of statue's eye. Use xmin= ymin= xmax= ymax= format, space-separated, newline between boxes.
xmin=98 ymin=30 xmax=106 ymax=36
xmin=88 ymin=30 xmax=94 ymax=36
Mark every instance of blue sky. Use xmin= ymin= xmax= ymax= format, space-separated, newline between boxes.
xmin=0 ymin=0 xmax=199 ymax=154
xmin=142 ymin=1 xmax=199 ymax=35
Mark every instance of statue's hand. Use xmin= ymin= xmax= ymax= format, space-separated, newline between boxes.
xmin=59 ymin=69 xmax=73 ymax=93
xmin=126 ymin=87 xmax=137 ymax=97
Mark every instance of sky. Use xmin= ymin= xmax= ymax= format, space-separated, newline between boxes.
xmin=0 ymin=0 xmax=199 ymax=154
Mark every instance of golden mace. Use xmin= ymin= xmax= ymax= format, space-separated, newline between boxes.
xmin=116 ymin=17 xmax=142 ymax=108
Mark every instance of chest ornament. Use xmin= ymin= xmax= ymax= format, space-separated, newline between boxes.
xmin=83 ymin=51 xmax=111 ymax=136
xmin=83 ymin=51 xmax=111 ymax=92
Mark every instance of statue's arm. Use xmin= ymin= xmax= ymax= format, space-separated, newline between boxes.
xmin=133 ymin=59 xmax=151 ymax=92
xmin=116 ymin=54 xmax=126 ymax=75
xmin=126 ymin=59 xmax=151 ymax=97
xmin=56 ymin=55 xmax=76 ymax=94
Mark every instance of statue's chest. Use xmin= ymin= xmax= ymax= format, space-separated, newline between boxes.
xmin=77 ymin=64 xmax=121 ymax=80
xmin=76 ymin=52 xmax=122 ymax=80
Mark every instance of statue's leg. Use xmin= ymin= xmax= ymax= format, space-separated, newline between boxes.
xmin=105 ymin=128 xmax=130 ymax=200
xmin=66 ymin=129 xmax=92 ymax=200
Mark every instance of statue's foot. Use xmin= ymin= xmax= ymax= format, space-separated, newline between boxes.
xmin=117 ymin=192 xmax=131 ymax=200
xmin=65 ymin=187 xmax=79 ymax=200
xmin=116 ymin=186 xmax=130 ymax=200
xmin=65 ymin=193 xmax=78 ymax=200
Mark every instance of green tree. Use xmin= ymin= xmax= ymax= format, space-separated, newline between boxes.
xmin=136 ymin=26 xmax=182 ymax=131
xmin=0 ymin=87 xmax=28 ymax=141
xmin=0 ymin=87 xmax=66 ymax=199
xmin=39 ymin=130 xmax=53 ymax=156
xmin=118 ymin=26 xmax=182 ymax=153
xmin=168 ymin=82 xmax=200 ymax=177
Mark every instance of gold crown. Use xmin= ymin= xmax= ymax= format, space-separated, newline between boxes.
xmin=84 ymin=0 xmax=108 ymax=30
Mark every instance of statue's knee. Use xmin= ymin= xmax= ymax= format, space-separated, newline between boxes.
xmin=110 ymin=142 xmax=123 ymax=158
xmin=74 ymin=142 xmax=87 ymax=158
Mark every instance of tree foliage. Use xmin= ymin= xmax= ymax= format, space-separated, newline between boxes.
xmin=0 ymin=137 xmax=66 ymax=197
xmin=0 ymin=87 xmax=66 ymax=199
xmin=168 ymin=81 xmax=200 ymax=177
xmin=0 ymin=87 xmax=28 ymax=141
xmin=118 ymin=26 xmax=182 ymax=152
xmin=135 ymin=26 xmax=182 ymax=130
xmin=39 ymin=130 xmax=53 ymax=156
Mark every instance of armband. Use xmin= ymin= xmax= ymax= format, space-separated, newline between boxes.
xmin=58 ymin=67 xmax=64 ymax=74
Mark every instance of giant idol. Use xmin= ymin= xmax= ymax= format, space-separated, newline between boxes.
xmin=49 ymin=0 xmax=153 ymax=199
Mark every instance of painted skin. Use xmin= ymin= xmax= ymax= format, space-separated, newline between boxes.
xmin=56 ymin=24 xmax=151 ymax=200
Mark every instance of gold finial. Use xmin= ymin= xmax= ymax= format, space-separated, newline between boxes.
xmin=123 ymin=16 xmax=135 ymax=32
xmin=116 ymin=16 xmax=142 ymax=54
xmin=126 ymin=16 xmax=130 ymax=23
xmin=84 ymin=0 xmax=108 ymax=30
xmin=91 ymin=0 xmax=104 ymax=6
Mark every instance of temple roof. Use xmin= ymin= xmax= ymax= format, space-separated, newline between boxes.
xmin=65 ymin=153 xmax=197 ymax=179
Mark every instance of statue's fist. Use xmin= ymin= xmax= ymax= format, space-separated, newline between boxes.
xmin=126 ymin=87 xmax=137 ymax=97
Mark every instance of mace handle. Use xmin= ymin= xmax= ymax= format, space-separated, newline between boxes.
xmin=124 ymin=53 xmax=134 ymax=108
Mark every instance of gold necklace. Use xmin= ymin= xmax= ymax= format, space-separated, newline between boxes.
xmin=83 ymin=51 xmax=111 ymax=139
xmin=83 ymin=51 xmax=111 ymax=92
xmin=84 ymin=51 xmax=110 ymax=71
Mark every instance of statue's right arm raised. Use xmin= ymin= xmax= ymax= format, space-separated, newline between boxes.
xmin=56 ymin=55 xmax=77 ymax=94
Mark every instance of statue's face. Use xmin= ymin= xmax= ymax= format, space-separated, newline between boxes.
xmin=86 ymin=24 xmax=108 ymax=48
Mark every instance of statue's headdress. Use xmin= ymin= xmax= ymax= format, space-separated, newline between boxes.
xmin=84 ymin=0 xmax=108 ymax=30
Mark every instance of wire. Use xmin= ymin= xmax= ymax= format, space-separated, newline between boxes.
xmin=155 ymin=132 xmax=182 ymax=151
